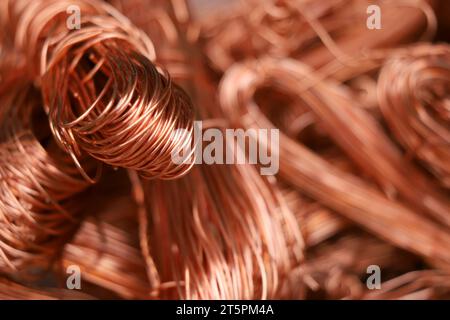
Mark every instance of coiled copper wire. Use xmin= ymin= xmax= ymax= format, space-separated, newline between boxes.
xmin=0 ymin=0 xmax=450 ymax=301
xmin=5 ymin=0 xmax=196 ymax=181
xmin=0 ymin=85 xmax=91 ymax=277
xmin=378 ymin=43 xmax=450 ymax=188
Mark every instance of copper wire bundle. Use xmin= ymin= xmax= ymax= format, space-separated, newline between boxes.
xmin=143 ymin=161 xmax=304 ymax=299
xmin=0 ymin=0 xmax=449 ymax=301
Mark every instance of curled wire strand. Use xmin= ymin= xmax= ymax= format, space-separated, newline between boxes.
xmin=378 ymin=43 xmax=450 ymax=188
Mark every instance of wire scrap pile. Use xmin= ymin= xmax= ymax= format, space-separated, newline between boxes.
xmin=0 ymin=0 xmax=449 ymax=299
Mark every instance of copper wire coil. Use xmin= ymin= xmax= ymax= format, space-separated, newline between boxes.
xmin=0 ymin=86 xmax=91 ymax=277
xmin=5 ymin=0 xmax=196 ymax=181
xmin=43 ymin=41 xmax=195 ymax=181
xmin=378 ymin=43 xmax=450 ymax=188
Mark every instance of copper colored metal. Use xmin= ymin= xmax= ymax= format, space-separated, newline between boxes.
xmin=1 ymin=0 xmax=450 ymax=301
xmin=143 ymin=162 xmax=304 ymax=299
xmin=362 ymin=270 xmax=450 ymax=299
xmin=0 ymin=278 xmax=94 ymax=300
xmin=194 ymin=0 xmax=437 ymax=73
xmin=378 ymin=44 xmax=450 ymax=188
xmin=6 ymin=0 xmax=196 ymax=181
xmin=219 ymin=57 xmax=450 ymax=266
xmin=0 ymin=85 xmax=91 ymax=277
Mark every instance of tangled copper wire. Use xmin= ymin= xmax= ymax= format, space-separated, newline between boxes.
xmin=0 ymin=0 xmax=449 ymax=300
xmin=219 ymin=57 xmax=450 ymax=266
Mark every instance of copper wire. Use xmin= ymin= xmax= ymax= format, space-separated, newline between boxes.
xmin=378 ymin=43 xmax=450 ymax=188
xmin=362 ymin=270 xmax=450 ymax=299
xmin=0 ymin=85 xmax=91 ymax=277
xmin=219 ymin=57 xmax=450 ymax=266
xmin=0 ymin=0 xmax=450 ymax=300
xmin=302 ymin=233 xmax=420 ymax=299
xmin=194 ymin=0 xmax=437 ymax=73
xmin=6 ymin=0 xmax=196 ymax=181
xmin=62 ymin=201 xmax=152 ymax=299
xmin=109 ymin=0 xmax=191 ymax=81
xmin=143 ymin=161 xmax=304 ymax=299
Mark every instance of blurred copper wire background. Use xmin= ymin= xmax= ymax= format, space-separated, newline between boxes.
xmin=0 ymin=0 xmax=449 ymax=299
